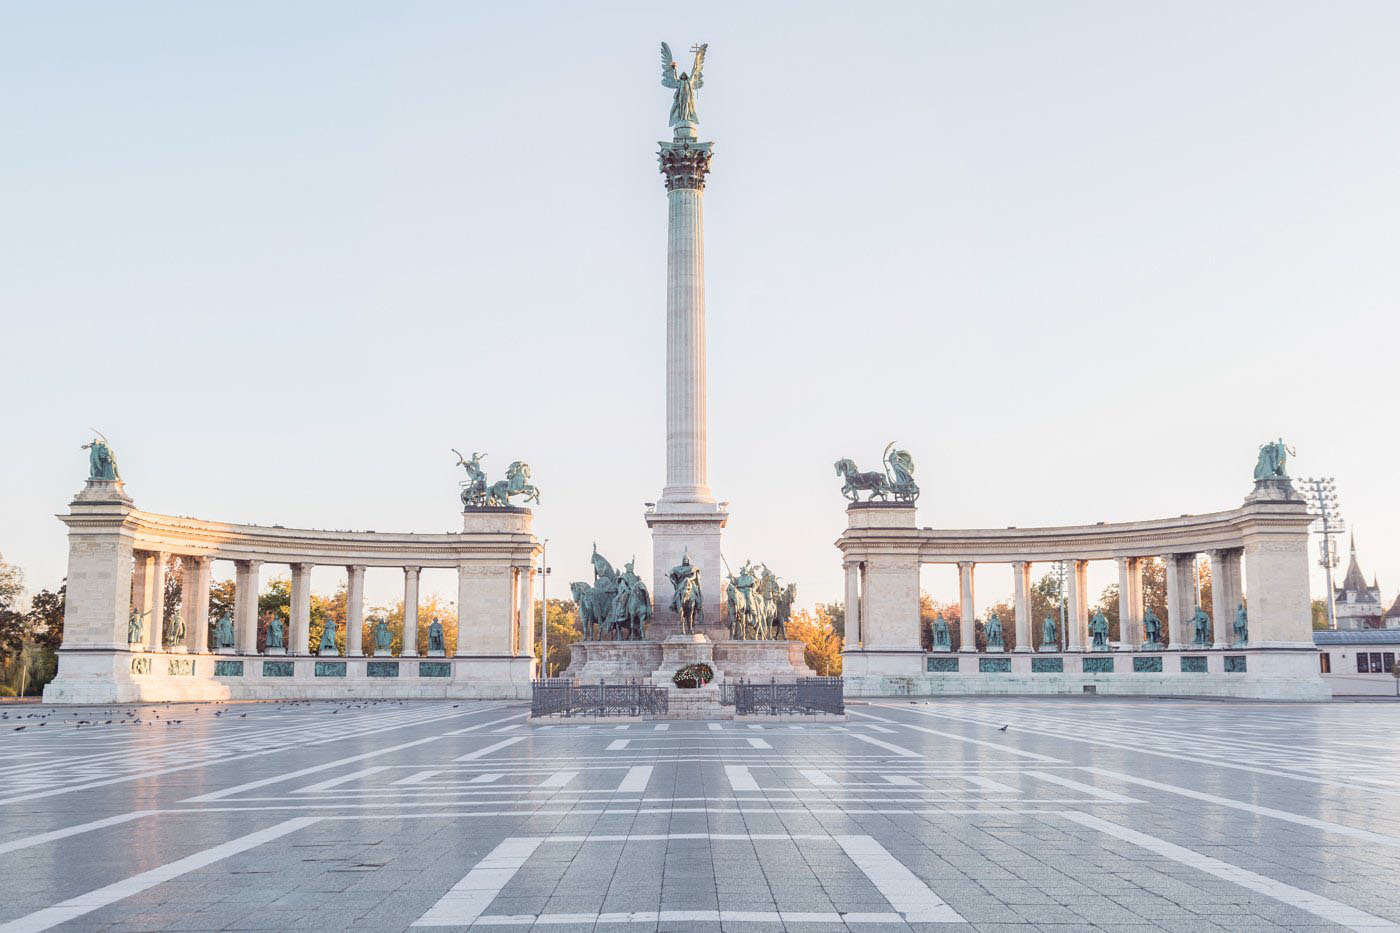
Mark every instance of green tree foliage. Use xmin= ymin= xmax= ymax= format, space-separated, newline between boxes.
xmin=0 ymin=553 xmax=26 ymax=660
xmin=921 ymin=596 xmax=961 ymax=651
xmin=1312 ymin=599 xmax=1330 ymax=630
xmin=534 ymin=598 xmax=581 ymax=677
xmin=27 ymin=584 xmax=65 ymax=651
xmin=817 ymin=601 xmax=845 ymax=639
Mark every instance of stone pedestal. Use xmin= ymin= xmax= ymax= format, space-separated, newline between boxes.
xmin=565 ymin=634 xmax=814 ymax=684
xmin=646 ymin=506 xmax=728 ymax=639
xmin=651 ymin=633 xmax=722 ymax=685
xmin=428 ymin=648 xmax=445 ymax=658
xmin=266 ymin=646 xmax=286 ymax=656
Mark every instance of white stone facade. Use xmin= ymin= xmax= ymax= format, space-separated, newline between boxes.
xmin=840 ymin=478 xmax=1329 ymax=700
xmin=43 ymin=481 xmax=541 ymax=704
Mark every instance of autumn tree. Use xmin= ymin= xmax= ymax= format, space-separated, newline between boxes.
xmin=787 ymin=608 xmax=843 ymax=675
xmin=817 ymin=601 xmax=846 ymax=639
xmin=534 ymin=598 xmax=582 ymax=677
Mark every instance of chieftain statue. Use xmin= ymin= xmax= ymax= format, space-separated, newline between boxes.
xmin=1089 ymin=610 xmax=1110 ymax=652
xmin=1253 ymin=438 xmax=1293 ymax=481
xmin=660 ymin=42 xmax=707 ymax=129
xmin=1233 ymin=603 xmax=1249 ymax=646
xmin=1142 ymin=606 xmax=1163 ymax=649
xmin=669 ymin=550 xmax=704 ymax=635
xmin=984 ymin=613 xmax=1004 ymax=652
xmin=1191 ymin=606 xmax=1211 ymax=646
xmin=932 ymin=613 xmax=951 ymax=650
xmin=82 ymin=432 xmax=120 ymax=481
xmin=454 ymin=450 xmax=540 ymax=508
xmin=163 ymin=612 xmax=186 ymax=648
xmin=835 ymin=442 xmax=920 ymax=503
xmin=571 ymin=546 xmax=649 ymax=641
xmin=428 ymin=617 xmax=445 ymax=654
xmin=1041 ymin=615 xmax=1057 ymax=650
xmin=725 ymin=561 xmax=790 ymax=640
xmin=213 ymin=612 xmax=235 ymax=649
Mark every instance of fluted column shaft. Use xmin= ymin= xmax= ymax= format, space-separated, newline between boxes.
xmin=844 ymin=563 xmax=862 ymax=646
xmin=186 ymin=557 xmax=212 ymax=653
xmin=346 ymin=565 xmax=365 ymax=657
xmin=235 ymin=560 xmax=262 ymax=654
xmin=958 ymin=562 xmax=976 ymax=652
xmin=1066 ymin=560 xmax=1088 ymax=651
xmin=290 ymin=563 xmax=313 ymax=655
xmin=1012 ymin=561 xmax=1032 ymax=652
xmin=402 ymin=566 xmax=420 ymax=657
xmin=663 ymin=185 xmax=711 ymax=503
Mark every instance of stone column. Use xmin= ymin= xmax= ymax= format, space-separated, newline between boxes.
xmin=234 ymin=560 xmax=262 ymax=654
xmin=844 ymin=562 xmax=862 ymax=647
xmin=1164 ymin=553 xmax=1196 ymax=649
xmin=517 ymin=566 xmax=534 ymax=658
xmin=402 ymin=566 xmax=420 ymax=657
xmin=1012 ymin=561 xmax=1032 ymax=652
xmin=147 ymin=552 xmax=169 ymax=651
xmin=1066 ymin=560 xmax=1088 ymax=651
xmin=290 ymin=563 xmax=313 ymax=655
xmin=132 ymin=552 xmax=153 ymax=647
xmin=346 ymin=565 xmax=365 ymax=657
xmin=1208 ymin=550 xmax=1232 ymax=649
xmin=1117 ymin=557 xmax=1143 ymax=648
xmin=183 ymin=557 xmax=211 ymax=653
xmin=958 ymin=562 xmax=976 ymax=652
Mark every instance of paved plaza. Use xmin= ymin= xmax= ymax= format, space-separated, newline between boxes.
xmin=1 ymin=698 xmax=1398 ymax=932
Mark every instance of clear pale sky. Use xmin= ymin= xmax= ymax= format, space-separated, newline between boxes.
xmin=2 ymin=2 xmax=1396 ymax=615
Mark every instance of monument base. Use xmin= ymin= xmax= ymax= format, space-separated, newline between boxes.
xmin=646 ymin=502 xmax=728 ymax=640
xmin=565 ymin=634 xmax=815 ymax=684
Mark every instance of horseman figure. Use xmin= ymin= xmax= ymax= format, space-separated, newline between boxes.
xmin=727 ymin=560 xmax=762 ymax=639
xmin=605 ymin=557 xmax=652 ymax=640
xmin=454 ymin=449 xmax=488 ymax=507
xmin=669 ymin=551 xmax=704 ymax=635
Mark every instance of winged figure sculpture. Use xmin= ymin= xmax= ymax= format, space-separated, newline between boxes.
xmin=660 ymin=41 xmax=707 ymax=128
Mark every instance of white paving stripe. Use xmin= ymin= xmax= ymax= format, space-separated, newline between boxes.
xmin=607 ymin=739 xmax=630 ymax=751
xmin=540 ymin=770 xmax=578 ymax=788
xmin=411 ymin=836 xmax=544 ymax=927
xmin=453 ymin=736 xmax=526 ymax=762
xmin=293 ymin=766 xmax=392 ymax=794
xmin=852 ymin=708 xmax=1064 ymax=762
xmin=884 ymin=775 xmax=919 ymax=786
xmin=1082 ymin=767 xmax=1400 ymax=847
xmin=747 ymin=737 xmax=771 ymax=749
xmin=0 ymin=817 xmax=318 ymax=933
xmin=1023 ymin=770 xmax=1141 ymax=804
xmin=469 ymin=773 xmax=505 ymax=784
xmin=835 ymin=834 xmax=966 ymax=923
xmin=471 ymin=910 xmax=906 ymax=925
xmin=803 ymin=769 xmax=838 ymax=787
xmin=725 ymin=765 xmax=760 ymax=792
xmin=186 ymin=711 xmax=521 ymax=802
xmin=851 ymin=734 xmax=921 ymax=758
xmin=1060 ymin=812 xmax=1400 ymax=930
xmin=617 ymin=766 xmax=653 ymax=793
xmin=0 ymin=810 xmax=156 ymax=857
xmin=653 ymin=724 xmax=669 ymax=731
xmin=393 ymin=770 xmax=442 ymax=786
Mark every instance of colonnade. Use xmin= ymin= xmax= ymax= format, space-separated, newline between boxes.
xmin=844 ymin=549 xmax=1244 ymax=652
xmin=128 ymin=550 xmax=537 ymax=660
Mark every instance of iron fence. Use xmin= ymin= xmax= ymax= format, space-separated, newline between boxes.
xmin=729 ymin=677 xmax=845 ymax=716
xmin=531 ymin=679 xmax=668 ymax=718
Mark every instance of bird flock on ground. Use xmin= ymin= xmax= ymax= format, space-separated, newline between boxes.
xmin=1 ymin=697 xmax=432 ymax=731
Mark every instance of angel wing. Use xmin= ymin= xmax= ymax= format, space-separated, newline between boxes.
xmin=690 ymin=43 xmax=707 ymax=89
xmin=660 ymin=42 xmax=679 ymax=88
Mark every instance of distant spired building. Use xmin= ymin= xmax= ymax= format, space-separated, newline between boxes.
xmin=1334 ymin=535 xmax=1385 ymax=629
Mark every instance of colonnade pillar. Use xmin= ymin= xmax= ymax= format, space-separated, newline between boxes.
xmin=234 ymin=560 xmax=262 ymax=654
xmin=346 ymin=565 xmax=365 ymax=657
xmin=1164 ymin=553 xmax=1195 ymax=649
xmin=289 ymin=563 xmax=313 ymax=655
xmin=517 ymin=567 xmax=534 ymax=657
xmin=131 ymin=553 xmax=152 ymax=647
xmin=1012 ymin=561 xmax=1032 ymax=652
xmin=1117 ymin=557 xmax=1144 ymax=648
xmin=402 ymin=566 xmax=420 ymax=657
xmin=184 ymin=557 xmax=211 ymax=653
xmin=1066 ymin=560 xmax=1088 ymax=651
xmin=147 ymin=552 xmax=169 ymax=651
xmin=1209 ymin=549 xmax=1243 ymax=648
xmin=957 ymin=562 xmax=976 ymax=652
xmin=844 ymin=563 xmax=862 ymax=647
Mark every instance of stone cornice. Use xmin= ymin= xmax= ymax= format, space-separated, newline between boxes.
xmin=838 ymin=498 xmax=1310 ymax=564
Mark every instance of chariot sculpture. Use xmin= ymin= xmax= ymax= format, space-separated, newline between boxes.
xmin=454 ymin=450 xmax=541 ymax=508
xmin=835 ymin=442 xmax=919 ymax=503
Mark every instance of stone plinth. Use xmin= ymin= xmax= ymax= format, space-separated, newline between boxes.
xmin=646 ymin=504 xmax=728 ymax=639
xmin=564 ymin=634 xmax=814 ymax=685
xmin=651 ymin=633 xmax=723 ymax=685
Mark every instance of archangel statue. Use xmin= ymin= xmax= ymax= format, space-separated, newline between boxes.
xmin=82 ymin=433 xmax=120 ymax=481
xmin=1253 ymin=438 xmax=1293 ymax=481
xmin=660 ymin=42 xmax=707 ymax=129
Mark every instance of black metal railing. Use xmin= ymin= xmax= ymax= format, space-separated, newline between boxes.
xmin=531 ymin=679 xmax=669 ymax=718
xmin=729 ymin=677 xmax=845 ymax=716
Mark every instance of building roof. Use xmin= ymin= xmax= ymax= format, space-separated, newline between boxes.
xmin=1314 ymin=629 xmax=1400 ymax=646
xmin=1385 ymin=593 xmax=1400 ymax=621
xmin=1338 ymin=534 xmax=1376 ymax=595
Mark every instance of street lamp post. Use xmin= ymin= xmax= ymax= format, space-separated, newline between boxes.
xmin=1298 ymin=477 xmax=1344 ymax=630
xmin=539 ymin=539 xmax=550 ymax=677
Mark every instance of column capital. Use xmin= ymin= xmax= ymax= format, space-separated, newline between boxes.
xmin=658 ymin=139 xmax=714 ymax=191
xmin=403 ymin=565 xmax=421 ymax=577
xmin=291 ymin=561 xmax=314 ymax=573
xmin=957 ymin=560 xmax=975 ymax=570
xmin=236 ymin=558 xmax=263 ymax=570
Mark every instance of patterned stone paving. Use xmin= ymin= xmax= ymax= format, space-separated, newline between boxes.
xmin=0 ymin=697 xmax=1398 ymax=931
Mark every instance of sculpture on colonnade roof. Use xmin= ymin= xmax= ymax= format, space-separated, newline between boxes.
xmin=454 ymin=451 xmax=541 ymax=508
xmin=835 ymin=442 xmax=920 ymax=503
xmin=82 ymin=432 xmax=120 ymax=481
xmin=1253 ymin=438 xmax=1293 ymax=481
